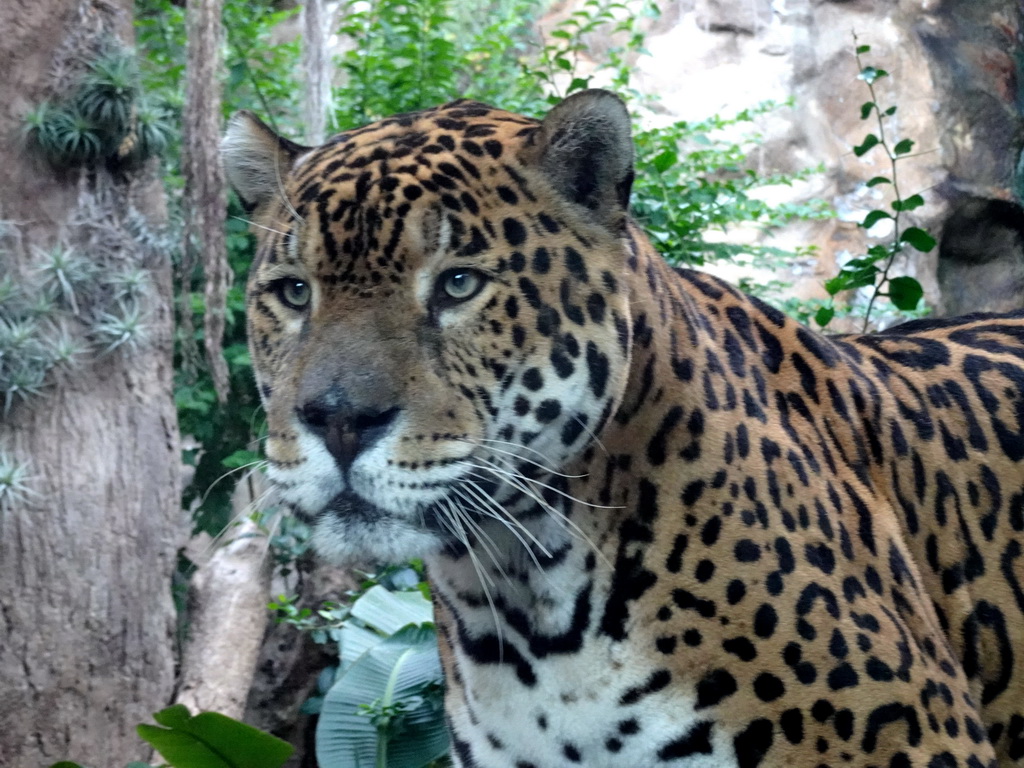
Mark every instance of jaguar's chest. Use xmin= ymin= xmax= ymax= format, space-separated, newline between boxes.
xmin=443 ymin=633 xmax=739 ymax=768
xmin=430 ymin=543 xmax=742 ymax=768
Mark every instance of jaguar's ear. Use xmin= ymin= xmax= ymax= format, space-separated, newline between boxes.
xmin=221 ymin=111 xmax=310 ymax=213
xmin=520 ymin=89 xmax=634 ymax=232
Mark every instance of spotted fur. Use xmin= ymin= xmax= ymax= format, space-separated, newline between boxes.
xmin=224 ymin=90 xmax=1024 ymax=767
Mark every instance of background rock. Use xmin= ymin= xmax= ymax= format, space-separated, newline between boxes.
xmin=567 ymin=0 xmax=1023 ymax=317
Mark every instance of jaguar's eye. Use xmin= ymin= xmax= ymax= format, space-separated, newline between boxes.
xmin=439 ymin=269 xmax=485 ymax=302
xmin=275 ymin=278 xmax=311 ymax=310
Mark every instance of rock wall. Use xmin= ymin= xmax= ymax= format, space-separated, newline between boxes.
xmin=565 ymin=0 xmax=1024 ymax=316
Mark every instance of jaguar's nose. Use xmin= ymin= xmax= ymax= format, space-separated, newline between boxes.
xmin=297 ymin=390 xmax=402 ymax=471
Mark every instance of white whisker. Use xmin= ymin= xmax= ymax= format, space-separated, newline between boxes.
xmin=458 ymin=459 xmax=611 ymax=569
xmin=455 ymin=437 xmax=588 ymax=479
xmin=192 ymin=467 xmax=276 ymax=568
xmin=572 ymin=414 xmax=609 ymax=456
xmin=449 ymin=497 xmax=512 ymax=585
xmin=453 ymin=483 xmax=552 ymax=563
xmin=230 ymin=216 xmax=289 ymax=237
xmin=475 ymin=454 xmax=622 ymax=510
xmin=440 ymin=498 xmax=504 ymax=656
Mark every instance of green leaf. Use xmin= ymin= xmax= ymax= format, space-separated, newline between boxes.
xmin=861 ymin=209 xmax=893 ymax=229
xmin=138 ymin=707 xmax=293 ymax=768
xmin=567 ymin=77 xmax=590 ymax=93
xmin=865 ymin=176 xmax=891 ymax=188
xmin=153 ymin=705 xmax=192 ymax=730
xmin=653 ymin=149 xmax=678 ymax=173
xmin=815 ymin=306 xmax=835 ymax=327
xmin=893 ymin=138 xmax=914 ymax=155
xmin=900 ymin=227 xmax=937 ymax=252
xmin=858 ymin=66 xmax=889 ymax=84
xmin=859 ymin=101 xmax=875 ymax=120
xmin=554 ymin=56 xmax=572 ymax=71
xmin=888 ymin=276 xmax=924 ymax=311
xmin=350 ymin=585 xmax=434 ymax=635
xmin=826 ymin=265 xmax=878 ymax=295
xmin=856 ymin=44 xmax=871 ymax=54
xmin=884 ymin=106 xmax=897 ymax=116
xmin=48 ymin=763 xmax=88 ymax=768
xmin=853 ymin=134 xmax=880 ymax=157
xmin=221 ymin=449 xmax=262 ymax=469
xmin=317 ymin=626 xmax=448 ymax=768
xmin=843 ymin=256 xmax=881 ymax=270
xmin=136 ymin=726 xmax=228 ymax=768
xmin=892 ymin=194 xmax=924 ymax=212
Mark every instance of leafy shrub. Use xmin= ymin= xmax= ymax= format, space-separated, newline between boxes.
xmin=815 ymin=39 xmax=935 ymax=330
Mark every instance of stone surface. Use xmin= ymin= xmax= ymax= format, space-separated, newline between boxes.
xmin=937 ymin=197 xmax=1024 ymax=315
xmin=560 ymin=0 xmax=1023 ymax=321
xmin=695 ymin=0 xmax=773 ymax=34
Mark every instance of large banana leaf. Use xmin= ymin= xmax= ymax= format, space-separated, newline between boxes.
xmin=349 ymin=585 xmax=434 ymax=633
xmin=317 ymin=624 xmax=448 ymax=768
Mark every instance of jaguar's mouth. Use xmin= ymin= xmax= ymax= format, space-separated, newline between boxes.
xmin=318 ymin=488 xmax=450 ymax=534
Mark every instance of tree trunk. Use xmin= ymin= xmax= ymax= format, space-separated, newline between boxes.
xmin=0 ymin=1 xmax=186 ymax=766
xmin=301 ymin=0 xmax=332 ymax=145
xmin=175 ymin=476 xmax=272 ymax=720
xmin=183 ymin=0 xmax=230 ymax=403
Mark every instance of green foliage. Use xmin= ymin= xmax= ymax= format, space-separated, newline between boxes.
xmin=35 ymin=244 xmax=99 ymax=315
xmin=319 ymin=625 xmax=447 ymax=768
xmin=0 ymin=308 xmax=54 ymax=416
xmin=23 ymin=43 xmax=173 ymax=171
xmin=270 ymin=571 xmax=448 ymax=766
xmin=815 ymin=39 xmax=934 ymax=330
xmin=0 ymin=449 xmax=34 ymax=514
xmin=333 ymin=0 xmax=546 ymax=126
xmin=77 ymin=47 xmax=141 ymax=143
xmin=313 ymin=585 xmax=447 ymax=768
xmin=524 ymin=0 xmax=655 ymax=103
xmin=222 ymin=3 xmax=302 ymax=130
xmin=49 ymin=708 xmax=291 ymax=768
xmin=137 ymin=705 xmax=293 ymax=768
xmin=632 ymin=105 xmax=829 ymax=267
xmin=0 ymin=234 xmax=158 ymax=418
xmin=91 ymin=301 xmax=151 ymax=354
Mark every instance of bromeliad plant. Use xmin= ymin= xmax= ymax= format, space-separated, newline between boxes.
xmin=23 ymin=44 xmax=173 ymax=172
xmin=815 ymin=38 xmax=936 ymax=331
xmin=0 ymin=237 xmax=158 ymax=420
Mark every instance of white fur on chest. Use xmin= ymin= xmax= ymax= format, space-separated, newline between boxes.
xmin=431 ymin=543 xmax=738 ymax=768
xmin=446 ymin=638 xmax=738 ymax=768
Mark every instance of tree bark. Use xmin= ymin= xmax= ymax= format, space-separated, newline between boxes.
xmin=175 ymin=476 xmax=272 ymax=720
xmin=0 ymin=1 xmax=186 ymax=765
xmin=301 ymin=0 xmax=332 ymax=145
xmin=183 ymin=0 xmax=230 ymax=402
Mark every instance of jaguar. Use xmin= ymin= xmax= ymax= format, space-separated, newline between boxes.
xmin=223 ymin=89 xmax=1024 ymax=767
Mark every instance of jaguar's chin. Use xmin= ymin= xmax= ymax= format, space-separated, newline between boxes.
xmin=307 ymin=489 xmax=448 ymax=565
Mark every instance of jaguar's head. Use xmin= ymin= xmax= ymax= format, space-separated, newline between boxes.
xmin=222 ymin=90 xmax=636 ymax=564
